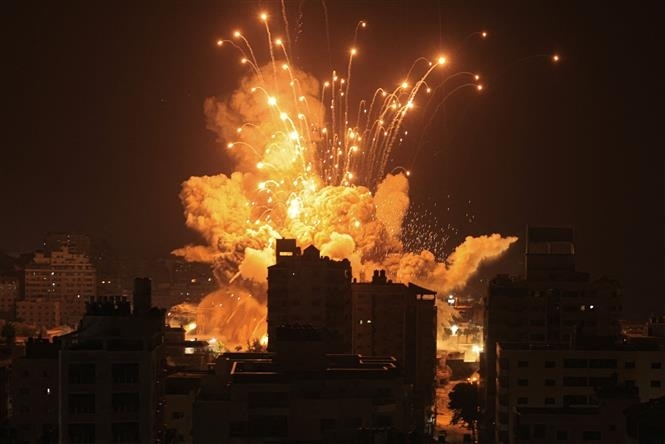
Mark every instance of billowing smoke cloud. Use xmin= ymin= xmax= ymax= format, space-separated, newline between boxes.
xmin=172 ymin=63 xmax=517 ymax=349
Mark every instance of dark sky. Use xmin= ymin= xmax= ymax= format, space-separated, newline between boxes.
xmin=2 ymin=1 xmax=663 ymax=317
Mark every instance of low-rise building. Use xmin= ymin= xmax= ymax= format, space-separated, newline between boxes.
xmin=495 ymin=337 xmax=665 ymax=443
xmin=193 ymin=325 xmax=414 ymax=444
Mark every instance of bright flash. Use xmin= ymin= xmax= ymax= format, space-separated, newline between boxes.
xmin=279 ymin=112 xmax=288 ymax=121
xmin=185 ymin=322 xmax=197 ymax=333
xmin=287 ymin=197 xmax=302 ymax=219
xmin=481 ymin=31 xmax=488 ymax=38
xmin=260 ymin=12 xmax=268 ymax=21
xmin=275 ymin=38 xmax=283 ymax=46
xmin=259 ymin=335 xmax=269 ymax=346
xmin=474 ymin=74 xmax=480 ymax=80
xmin=552 ymin=54 xmax=560 ymax=62
xmin=233 ymin=31 xmax=241 ymax=38
xmin=437 ymin=56 xmax=447 ymax=65
xmin=216 ymin=40 xmax=223 ymax=46
xmin=267 ymin=96 xmax=277 ymax=106
xmin=350 ymin=48 xmax=357 ymax=55
xmin=401 ymin=81 xmax=409 ymax=89
xmin=361 ymin=21 xmax=367 ymax=28
xmin=477 ymin=84 xmax=483 ymax=91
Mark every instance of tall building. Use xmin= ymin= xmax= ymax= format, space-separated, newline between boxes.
xmin=58 ymin=279 xmax=165 ymax=443
xmin=25 ymin=247 xmax=97 ymax=326
xmin=352 ymin=269 xmax=437 ymax=432
xmin=267 ymin=239 xmax=352 ymax=352
xmin=483 ymin=227 xmax=626 ymax=443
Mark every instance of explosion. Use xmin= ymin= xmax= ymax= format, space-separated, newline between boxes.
xmin=172 ymin=11 xmax=517 ymax=350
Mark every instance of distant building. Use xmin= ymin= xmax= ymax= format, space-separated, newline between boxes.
xmin=16 ymin=298 xmax=61 ymax=329
xmin=193 ymin=325 xmax=414 ymax=444
xmin=43 ymin=232 xmax=92 ymax=256
xmin=25 ymin=247 xmax=97 ymax=326
xmin=267 ymin=239 xmax=352 ymax=353
xmin=0 ymin=276 xmax=18 ymax=318
xmin=484 ymin=226 xmax=622 ymax=442
xmin=10 ymin=337 xmax=60 ymax=443
xmin=351 ymin=269 xmax=437 ymax=433
xmin=58 ymin=278 xmax=165 ymax=444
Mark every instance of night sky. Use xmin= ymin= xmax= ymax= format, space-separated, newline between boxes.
xmin=2 ymin=1 xmax=663 ymax=317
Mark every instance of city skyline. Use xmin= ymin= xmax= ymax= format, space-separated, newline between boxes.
xmin=2 ymin=1 xmax=663 ymax=318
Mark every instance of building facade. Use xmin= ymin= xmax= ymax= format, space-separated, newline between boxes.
xmin=25 ymin=247 xmax=97 ymax=327
xmin=267 ymin=240 xmax=352 ymax=353
xmin=58 ymin=280 xmax=165 ymax=444
xmin=351 ymin=270 xmax=437 ymax=431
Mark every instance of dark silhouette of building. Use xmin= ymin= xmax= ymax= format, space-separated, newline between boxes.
xmin=10 ymin=337 xmax=60 ymax=443
xmin=483 ymin=226 xmax=623 ymax=443
xmin=57 ymin=278 xmax=166 ymax=443
xmin=352 ymin=269 xmax=437 ymax=433
xmin=267 ymin=239 xmax=352 ymax=353
xmin=193 ymin=325 xmax=413 ymax=444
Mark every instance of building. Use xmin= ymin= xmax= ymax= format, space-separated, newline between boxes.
xmin=495 ymin=338 xmax=665 ymax=443
xmin=0 ymin=276 xmax=18 ymax=318
xmin=193 ymin=325 xmax=414 ymax=444
xmin=10 ymin=337 xmax=60 ymax=443
xmin=16 ymin=298 xmax=61 ymax=329
xmin=43 ymin=233 xmax=92 ymax=256
xmin=483 ymin=226 xmax=622 ymax=441
xmin=25 ymin=247 xmax=97 ymax=326
xmin=513 ymin=386 xmax=639 ymax=443
xmin=267 ymin=239 xmax=352 ymax=353
xmin=58 ymin=278 xmax=165 ymax=443
xmin=351 ymin=269 xmax=437 ymax=432
xmin=164 ymin=371 xmax=207 ymax=444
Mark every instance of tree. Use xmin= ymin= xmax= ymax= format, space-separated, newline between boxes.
xmin=447 ymin=382 xmax=479 ymax=438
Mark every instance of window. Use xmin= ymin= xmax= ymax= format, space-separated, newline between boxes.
xmin=517 ymin=379 xmax=528 ymax=386
xmin=563 ymin=376 xmax=587 ymax=387
xmin=517 ymin=397 xmax=528 ymax=404
xmin=68 ymin=424 xmax=95 ymax=443
xmin=624 ymin=361 xmax=636 ymax=369
xmin=650 ymin=380 xmax=661 ymax=388
xmin=544 ymin=360 xmax=556 ymax=368
xmin=563 ymin=395 xmax=587 ymax=405
xmin=545 ymin=397 xmax=555 ymax=405
xmin=69 ymin=394 xmax=95 ymax=414
xmin=582 ymin=430 xmax=601 ymax=440
xmin=69 ymin=364 xmax=95 ymax=385
xmin=564 ymin=358 xmax=587 ymax=368
xmin=589 ymin=359 xmax=616 ymax=369
xmin=111 ymin=422 xmax=139 ymax=443
xmin=112 ymin=393 xmax=139 ymax=413
xmin=652 ymin=362 xmax=662 ymax=369
xmin=545 ymin=378 xmax=556 ymax=387
xmin=518 ymin=361 xmax=529 ymax=368
xmin=112 ymin=363 xmax=139 ymax=384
